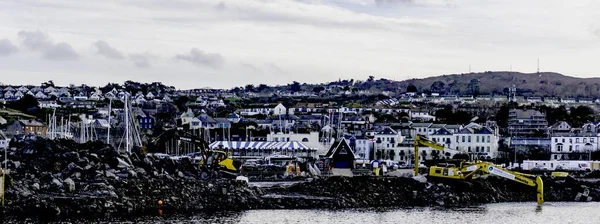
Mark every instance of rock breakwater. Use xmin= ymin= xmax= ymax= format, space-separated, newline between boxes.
xmin=2 ymin=139 xmax=600 ymax=221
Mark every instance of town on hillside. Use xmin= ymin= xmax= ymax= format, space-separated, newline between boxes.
xmin=1 ymin=79 xmax=600 ymax=172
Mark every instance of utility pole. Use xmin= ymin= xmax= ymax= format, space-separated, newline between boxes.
xmin=537 ymin=58 xmax=540 ymax=74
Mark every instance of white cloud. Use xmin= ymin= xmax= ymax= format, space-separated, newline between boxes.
xmin=42 ymin=42 xmax=79 ymax=61
xmin=175 ymin=48 xmax=224 ymax=69
xmin=17 ymin=30 xmax=79 ymax=60
xmin=0 ymin=39 xmax=18 ymax=56
xmin=94 ymin=40 xmax=124 ymax=60
xmin=0 ymin=0 xmax=599 ymax=88
xmin=129 ymin=52 xmax=154 ymax=68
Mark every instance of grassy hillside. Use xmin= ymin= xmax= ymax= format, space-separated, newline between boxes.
xmin=396 ymin=71 xmax=600 ymax=98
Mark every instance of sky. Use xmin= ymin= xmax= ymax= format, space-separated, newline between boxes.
xmin=1 ymin=0 xmax=600 ymax=89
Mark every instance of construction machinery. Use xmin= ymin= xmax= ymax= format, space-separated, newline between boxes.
xmin=413 ymin=135 xmax=464 ymax=176
xmin=150 ymin=129 xmax=242 ymax=179
xmin=414 ymin=135 xmax=544 ymax=205
xmin=429 ymin=161 xmax=544 ymax=205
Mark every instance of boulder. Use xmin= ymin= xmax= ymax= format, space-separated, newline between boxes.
xmin=64 ymin=178 xmax=76 ymax=192
xmin=116 ymin=158 xmax=132 ymax=169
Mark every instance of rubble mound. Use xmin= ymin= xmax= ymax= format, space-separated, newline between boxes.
xmin=2 ymin=139 xmax=600 ymax=221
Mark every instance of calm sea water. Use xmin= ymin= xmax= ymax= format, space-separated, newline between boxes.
xmin=145 ymin=202 xmax=600 ymax=224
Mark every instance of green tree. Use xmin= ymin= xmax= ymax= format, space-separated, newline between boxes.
xmin=8 ymin=95 xmax=39 ymax=113
xmin=430 ymin=81 xmax=445 ymax=93
xmin=407 ymin=84 xmax=417 ymax=93
xmin=312 ymin=86 xmax=325 ymax=94
xmin=256 ymin=84 xmax=269 ymax=92
xmin=570 ymin=106 xmax=595 ymax=127
xmin=173 ymin=96 xmax=190 ymax=112
xmin=244 ymin=84 xmax=255 ymax=92
xmin=290 ymin=81 xmax=301 ymax=93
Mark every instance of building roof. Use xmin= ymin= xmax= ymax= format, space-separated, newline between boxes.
xmin=19 ymin=119 xmax=45 ymax=127
xmin=376 ymin=127 xmax=397 ymax=135
xmin=433 ymin=128 xmax=453 ymax=135
xmin=411 ymin=123 xmax=433 ymax=128
xmin=324 ymin=138 xmax=357 ymax=159
xmin=197 ymin=114 xmax=217 ymax=124
xmin=209 ymin=141 xmax=315 ymax=151
xmin=510 ymin=109 xmax=545 ymax=119
xmin=226 ymin=113 xmax=240 ymax=119
xmin=475 ymin=127 xmax=494 ymax=135
xmin=445 ymin=124 xmax=463 ymax=129
xmin=430 ymin=124 xmax=446 ymax=129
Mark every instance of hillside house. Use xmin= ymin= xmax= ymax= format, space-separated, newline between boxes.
xmin=5 ymin=119 xmax=47 ymax=136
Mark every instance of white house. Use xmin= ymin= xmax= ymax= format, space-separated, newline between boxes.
xmin=14 ymin=91 xmax=24 ymax=98
xmin=4 ymin=91 xmax=14 ymax=98
xmin=273 ymin=103 xmax=286 ymax=115
xmin=89 ymin=93 xmax=103 ymax=101
xmin=180 ymin=108 xmax=195 ymax=125
xmin=550 ymin=134 xmax=598 ymax=160
xmin=74 ymin=94 xmax=88 ymax=101
xmin=411 ymin=111 xmax=436 ymax=121
xmin=146 ymin=92 xmax=155 ymax=99
xmin=39 ymin=100 xmax=60 ymax=109
xmin=373 ymin=127 xmax=405 ymax=161
xmin=17 ymin=86 xmax=29 ymax=92
xmin=104 ymin=92 xmax=116 ymax=100
xmin=453 ymin=127 xmax=499 ymax=159
xmin=267 ymin=131 xmax=324 ymax=154
xmin=44 ymin=86 xmax=57 ymax=93
xmin=411 ymin=123 xmax=433 ymax=138
xmin=189 ymin=117 xmax=202 ymax=130
xmin=34 ymin=91 xmax=48 ymax=99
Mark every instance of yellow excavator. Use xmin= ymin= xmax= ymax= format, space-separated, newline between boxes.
xmin=414 ymin=135 xmax=544 ymax=205
xmin=413 ymin=135 xmax=464 ymax=176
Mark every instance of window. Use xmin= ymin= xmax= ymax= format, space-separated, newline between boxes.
xmin=569 ymin=145 xmax=572 ymax=151
xmin=487 ymin=136 xmax=491 ymax=143
xmin=487 ymin=147 xmax=490 ymax=152
xmin=468 ymin=136 xmax=471 ymax=142
xmin=462 ymin=136 xmax=465 ymax=142
xmin=554 ymin=155 xmax=558 ymax=159
xmin=584 ymin=138 xmax=587 ymax=143
xmin=475 ymin=147 xmax=479 ymax=152
xmin=570 ymin=139 xmax=573 ymax=143
xmin=274 ymin=137 xmax=278 ymax=142
xmin=468 ymin=147 xmax=471 ymax=152
xmin=456 ymin=136 xmax=459 ymax=142
xmin=557 ymin=144 xmax=563 ymax=152
xmin=592 ymin=138 xmax=595 ymax=143
xmin=476 ymin=136 xmax=479 ymax=143
xmin=302 ymin=138 xmax=309 ymax=142
xmin=576 ymin=145 xmax=579 ymax=151
xmin=555 ymin=138 xmax=558 ymax=143
xmin=576 ymin=138 xmax=579 ymax=143
xmin=562 ymin=138 xmax=565 ymax=143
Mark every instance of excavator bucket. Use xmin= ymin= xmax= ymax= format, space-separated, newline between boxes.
xmin=536 ymin=176 xmax=544 ymax=205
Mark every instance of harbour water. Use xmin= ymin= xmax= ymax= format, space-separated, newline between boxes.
xmin=146 ymin=202 xmax=600 ymax=224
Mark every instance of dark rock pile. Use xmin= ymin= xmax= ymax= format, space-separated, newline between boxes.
xmin=2 ymin=138 xmax=600 ymax=221
xmin=2 ymin=138 xmax=261 ymax=220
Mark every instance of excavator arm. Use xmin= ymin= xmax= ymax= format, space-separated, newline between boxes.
xmin=465 ymin=162 xmax=544 ymax=205
xmin=414 ymin=135 xmax=457 ymax=176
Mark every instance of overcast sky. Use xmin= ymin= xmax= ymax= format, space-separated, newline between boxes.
xmin=1 ymin=0 xmax=600 ymax=89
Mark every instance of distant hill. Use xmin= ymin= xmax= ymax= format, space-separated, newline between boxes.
xmin=396 ymin=71 xmax=600 ymax=98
